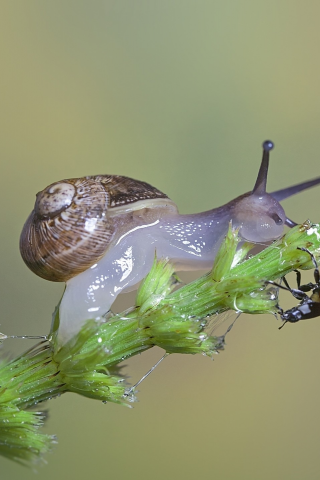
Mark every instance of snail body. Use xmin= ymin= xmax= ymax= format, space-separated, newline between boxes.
xmin=20 ymin=141 xmax=320 ymax=343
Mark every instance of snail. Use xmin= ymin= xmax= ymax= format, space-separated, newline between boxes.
xmin=20 ymin=141 xmax=320 ymax=344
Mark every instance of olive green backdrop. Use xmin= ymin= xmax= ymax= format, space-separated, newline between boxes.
xmin=1 ymin=1 xmax=320 ymax=479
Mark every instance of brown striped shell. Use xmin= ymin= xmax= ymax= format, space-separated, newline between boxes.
xmin=20 ymin=175 xmax=178 ymax=282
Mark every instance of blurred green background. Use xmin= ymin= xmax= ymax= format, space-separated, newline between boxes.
xmin=1 ymin=1 xmax=320 ymax=478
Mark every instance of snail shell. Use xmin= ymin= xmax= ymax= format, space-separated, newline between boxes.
xmin=20 ymin=175 xmax=178 ymax=282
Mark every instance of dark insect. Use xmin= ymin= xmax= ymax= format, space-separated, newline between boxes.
xmin=270 ymin=247 xmax=320 ymax=329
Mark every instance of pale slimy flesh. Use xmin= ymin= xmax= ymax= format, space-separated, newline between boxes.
xmin=58 ymin=190 xmax=287 ymax=343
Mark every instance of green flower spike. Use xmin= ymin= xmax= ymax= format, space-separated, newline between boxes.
xmin=1 ymin=221 xmax=320 ymax=465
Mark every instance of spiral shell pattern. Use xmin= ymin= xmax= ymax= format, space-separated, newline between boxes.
xmin=20 ymin=175 xmax=173 ymax=281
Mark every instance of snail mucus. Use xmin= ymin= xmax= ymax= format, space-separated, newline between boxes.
xmin=20 ymin=141 xmax=320 ymax=344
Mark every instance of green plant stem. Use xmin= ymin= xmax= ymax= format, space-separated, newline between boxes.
xmin=1 ymin=221 xmax=320 ymax=464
